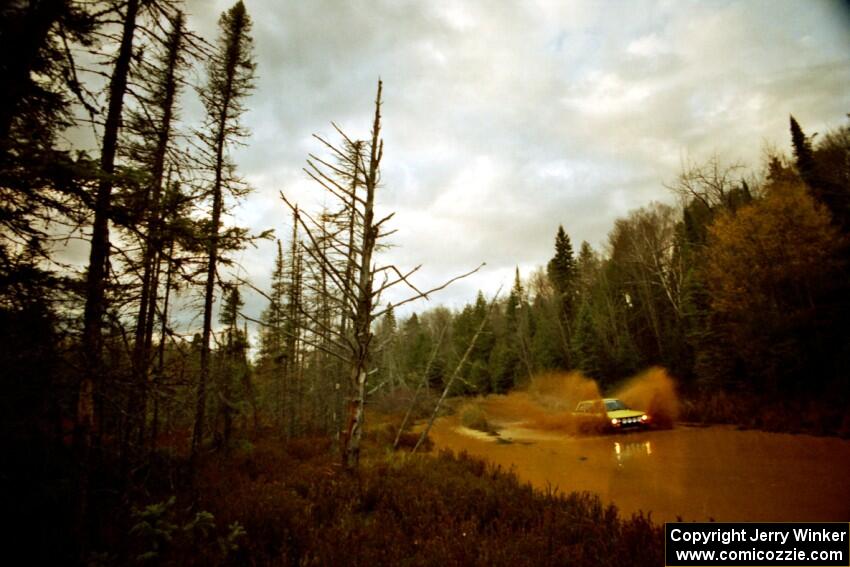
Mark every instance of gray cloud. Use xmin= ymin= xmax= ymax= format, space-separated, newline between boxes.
xmin=178 ymin=0 xmax=850 ymax=324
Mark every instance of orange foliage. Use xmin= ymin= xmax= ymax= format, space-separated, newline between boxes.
xmin=705 ymin=182 xmax=842 ymax=321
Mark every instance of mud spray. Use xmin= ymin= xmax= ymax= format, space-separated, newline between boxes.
xmin=480 ymin=367 xmax=680 ymax=434
xmin=613 ymin=367 xmax=679 ymax=428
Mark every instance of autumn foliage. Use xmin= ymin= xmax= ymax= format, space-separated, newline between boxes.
xmin=704 ymin=181 xmax=844 ymax=393
xmin=706 ymin=181 xmax=841 ymax=322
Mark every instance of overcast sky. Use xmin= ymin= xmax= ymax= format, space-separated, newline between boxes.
xmin=174 ymin=0 xmax=850 ymax=321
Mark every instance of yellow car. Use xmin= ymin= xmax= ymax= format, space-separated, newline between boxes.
xmin=573 ymin=398 xmax=651 ymax=431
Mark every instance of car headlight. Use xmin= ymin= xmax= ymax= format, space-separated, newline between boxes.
xmin=611 ymin=418 xmax=620 ymax=425
xmin=640 ymin=414 xmax=649 ymax=421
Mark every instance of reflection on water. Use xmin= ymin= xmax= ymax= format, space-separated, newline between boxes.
xmin=428 ymin=418 xmax=850 ymax=523
xmin=613 ymin=440 xmax=652 ymax=466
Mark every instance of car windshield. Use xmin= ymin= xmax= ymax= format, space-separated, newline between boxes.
xmin=605 ymin=400 xmax=627 ymax=411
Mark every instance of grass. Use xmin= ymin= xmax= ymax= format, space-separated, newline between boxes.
xmin=59 ymin=430 xmax=664 ymax=566
xmin=189 ymin=438 xmax=663 ymax=566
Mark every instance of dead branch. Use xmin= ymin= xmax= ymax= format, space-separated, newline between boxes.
xmin=413 ymin=286 xmax=502 ymax=453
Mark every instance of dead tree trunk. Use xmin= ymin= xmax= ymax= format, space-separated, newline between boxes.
xmin=130 ymin=13 xmax=185 ymax=450
xmin=341 ymin=82 xmax=382 ymax=469
xmin=280 ymin=79 xmax=483 ymax=470
xmin=149 ymin=239 xmax=175 ymax=453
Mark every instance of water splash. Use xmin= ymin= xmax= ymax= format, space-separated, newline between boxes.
xmin=613 ymin=366 xmax=679 ymax=428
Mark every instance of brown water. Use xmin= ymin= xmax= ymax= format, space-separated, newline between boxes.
xmin=429 ymin=398 xmax=850 ymax=523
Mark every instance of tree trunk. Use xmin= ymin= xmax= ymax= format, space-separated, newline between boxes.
xmin=342 ymin=82 xmax=382 ymax=469
xmin=130 ymin=14 xmax=184 ymax=453
xmin=191 ymin=7 xmax=245 ymax=461
xmin=75 ymin=0 xmax=139 ymax=554
xmin=150 ymin=240 xmax=175 ymax=453
xmin=79 ymin=0 xmax=139 ymax=453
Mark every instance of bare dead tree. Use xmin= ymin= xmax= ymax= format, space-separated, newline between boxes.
xmin=666 ymin=154 xmax=747 ymax=211
xmin=280 ymin=80 xmax=483 ymax=469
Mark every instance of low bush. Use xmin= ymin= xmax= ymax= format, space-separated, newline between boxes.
xmin=27 ymin=429 xmax=663 ymax=566
xmin=458 ymin=399 xmax=497 ymax=433
xmin=679 ymin=390 xmax=850 ymax=437
xmin=192 ymin=445 xmax=663 ymax=566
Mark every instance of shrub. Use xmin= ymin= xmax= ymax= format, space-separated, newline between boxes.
xmin=458 ymin=399 xmax=496 ymax=433
xmin=191 ymin=444 xmax=663 ymax=566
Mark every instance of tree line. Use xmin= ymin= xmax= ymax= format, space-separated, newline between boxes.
xmin=367 ymin=117 xmax=850 ymax=418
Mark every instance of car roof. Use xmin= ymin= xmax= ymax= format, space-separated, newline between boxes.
xmin=577 ymin=398 xmax=622 ymax=404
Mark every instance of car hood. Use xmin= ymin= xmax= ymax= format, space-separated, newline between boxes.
xmin=607 ymin=409 xmax=645 ymax=419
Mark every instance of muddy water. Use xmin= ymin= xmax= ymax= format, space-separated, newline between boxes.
xmin=428 ymin=411 xmax=850 ymax=522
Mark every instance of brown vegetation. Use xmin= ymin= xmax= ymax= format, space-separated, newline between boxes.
xmin=152 ymin=438 xmax=662 ymax=566
xmin=458 ymin=399 xmax=498 ymax=433
xmin=680 ymin=390 xmax=850 ymax=438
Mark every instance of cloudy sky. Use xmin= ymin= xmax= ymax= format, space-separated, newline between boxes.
xmin=177 ymin=0 xmax=850 ymax=320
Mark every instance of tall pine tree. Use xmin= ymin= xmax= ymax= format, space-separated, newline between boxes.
xmin=192 ymin=0 xmax=256 ymax=459
xmin=546 ymin=225 xmax=577 ymax=367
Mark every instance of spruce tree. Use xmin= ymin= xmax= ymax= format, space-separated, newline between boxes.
xmin=790 ymin=115 xmax=816 ymax=185
xmin=547 ymin=225 xmax=577 ymax=295
xmin=125 ymin=10 xmax=188 ymax=452
xmin=218 ymin=284 xmax=245 ymax=446
xmin=546 ymin=225 xmax=577 ymax=367
xmin=192 ymin=0 xmax=256 ymax=459
xmin=0 ymin=0 xmax=95 ymax=265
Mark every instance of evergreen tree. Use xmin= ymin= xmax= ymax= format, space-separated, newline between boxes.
xmin=124 ymin=10 xmax=189 ymax=452
xmin=401 ymin=313 xmax=432 ymax=381
xmin=546 ymin=225 xmax=577 ymax=366
xmin=374 ymin=303 xmax=399 ymax=390
xmin=192 ymin=0 xmax=256 ymax=458
xmin=570 ymin=300 xmax=601 ymax=379
xmin=0 ymin=0 xmax=96 ymax=269
xmin=547 ymin=225 xmax=576 ymax=294
xmin=790 ymin=115 xmax=850 ymax=232
xmin=790 ymin=115 xmax=816 ymax=185
xmin=283 ymin=210 xmax=303 ymax=437
xmin=258 ymin=239 xmax=286 ymax=426
xmin=217 ymin=284 xmax=248 ymax=445
xmin=261 ymin=240 xmax=286 ymax=360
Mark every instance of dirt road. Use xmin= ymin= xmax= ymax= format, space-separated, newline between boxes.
xmin=427 ymin=396 xmax=850 ymax=523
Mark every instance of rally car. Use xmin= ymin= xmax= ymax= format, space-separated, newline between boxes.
xmin=572 ymin=398 xmax=651 ymax=431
